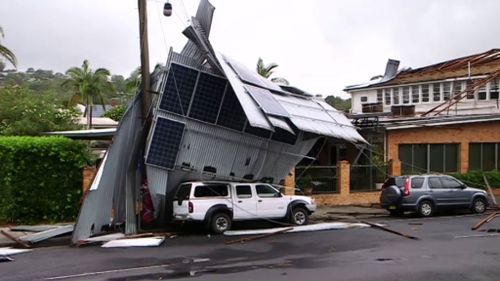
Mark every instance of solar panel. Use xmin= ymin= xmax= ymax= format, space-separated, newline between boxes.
xmin=224 ymin=55 xmax=282 ymax=92
xmin=146 ymin=118 xmax=185 ymax=170
xmin=244 ymin=84 xmax=289 ymax=117
xmin=217 ymin=87 xmax=246 ymax=131
xmin=159 ymin=63 xmax=198 ymax=115
xmin=189 ymin=72 xmax=227 ymax=123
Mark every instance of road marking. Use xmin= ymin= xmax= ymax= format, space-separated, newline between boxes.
xmin=43 ymin=264 xmax=170 ymax=280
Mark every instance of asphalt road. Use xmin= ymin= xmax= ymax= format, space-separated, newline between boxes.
xmin=2 ymin=213 xmax=500 ymax=281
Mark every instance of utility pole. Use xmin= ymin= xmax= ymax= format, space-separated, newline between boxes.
xmin=138 ymin=0 xmax=151 ymax=119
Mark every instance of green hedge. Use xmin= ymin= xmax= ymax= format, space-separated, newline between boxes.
xmin=451 ymin=170 xmax=500 ymax=189
xmin=0 ymin=136 xmax=89 ymax=224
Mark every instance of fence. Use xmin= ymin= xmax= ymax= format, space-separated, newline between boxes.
xmin=350 ymin=164 xmax=388 ymax=192
xmin=295 ymin=166 xmax=337 ymax=194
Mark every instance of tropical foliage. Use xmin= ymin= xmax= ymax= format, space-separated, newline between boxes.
xmin=325 ymin=95 xmax=351 ymax=112
xmin=0 ymin=136 xmax=89 ymax=223
xmin=256 ymin=57 xmax=278 ymax=78
xmin=0 ymin=86 xmax=79 ymax=135
xmin=63 ymin=60 xmax=114 ymax=128
xmin=0 ymin=26 xmax=16 ymax=68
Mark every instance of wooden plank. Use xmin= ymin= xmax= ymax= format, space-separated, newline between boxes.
xmin=483 ymin=174 xmax=498 ymax=207
xmin=471 ymin=212 xmax=500 ymax=231
xmin=224 ymin=227 xmax=294 ymax=245
xmin=0 ymin=230 xmax=32 ymax=249
xmin=361 ymin=221 xmax=419 ymax=240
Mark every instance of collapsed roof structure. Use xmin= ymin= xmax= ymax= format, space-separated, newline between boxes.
xmin=72 ymin=0 xmax=365 ymax=243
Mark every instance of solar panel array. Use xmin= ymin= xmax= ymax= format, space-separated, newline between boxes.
xmin=146 ymin=118 xmax=185 ymax=170
xmin=189 ymin=72 xmax=226 ymax=123
xmin=159 ymin=64 xmax=198 ymax=115
xmin=217 ymin=87 xmax=247 ymax=131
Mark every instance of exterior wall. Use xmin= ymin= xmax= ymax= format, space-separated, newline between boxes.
xmin=387 ymin=121 xmax=500 ymax=173
xmin=350 ymin=89 xmax=377 ymax=113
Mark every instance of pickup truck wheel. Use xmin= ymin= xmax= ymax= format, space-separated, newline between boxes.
xmin=471 ymin=197 xmax=487 ymax=214
xmin=290 ymin=207 xmax=309 ymax=226
xmin=210 ymin=213 xmax=231 ymax=234
xmin=417 ymin=200 xmax=434 ymax=217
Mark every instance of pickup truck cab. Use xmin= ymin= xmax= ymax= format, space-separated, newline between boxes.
xmin=173 ymin=181 xmax=317 ymax=233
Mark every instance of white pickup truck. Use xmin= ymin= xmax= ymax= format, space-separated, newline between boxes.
xmin=172 ymin=181 xmax=317 ymax=234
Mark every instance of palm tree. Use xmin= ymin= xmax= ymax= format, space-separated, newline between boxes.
xmin=63 ymin=60 xmax=114 ymax=129
xmin=256 ymin=57 xmax=290 ymax=85
xmin=256 ymin=57 xmax=278 ymax=78
xmin=0 ymin=26 xmax=17 ymax=68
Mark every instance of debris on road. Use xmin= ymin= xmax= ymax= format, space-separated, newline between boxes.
xmin=224 ymin=222 xmax=369 ymax=236
xmin=0 ymin=247 xmax=32 ymax=256
xmin=0 ymin=255 xmax=14 ymax=263
xmin=0 ymin=230 xmax=32 ymax=248
xmin=471 ymin=212 xmax=500 ymax=231
xmin=10 ymin=225 xmax=59 ymax=233
xmin=483 ymin=174 xmax=499 ymax=208
xmin=455 ymin=233 xmax=500 ymax=239
xmin=101 ymin=236 xmax=165 ymax=248
xmin=18 ymin=224 xmax=74 ymax=244
xmin=361 ymin=220 xmax=419 ymax=240
xmin=225 ymin=227 xmax=293 ymax=245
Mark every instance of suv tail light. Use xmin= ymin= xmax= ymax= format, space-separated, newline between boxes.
xmin=188 ymin=201 xmax=194 ymax=213
xmin=403 ymin=177 xmax=410 ymax=197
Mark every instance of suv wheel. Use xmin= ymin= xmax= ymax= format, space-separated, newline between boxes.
xmin=417 ymin=200 xmax=434 ymax=217
xmin=210 ymin=213 xmax=231 ymax=234
xmin=471 ymin=198 xmax=487 ymax=214
xmin=290 ymin=207 xmax=309 ymax=225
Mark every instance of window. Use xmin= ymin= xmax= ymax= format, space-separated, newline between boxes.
xmin=399 ymin=143 xmax=459 ymax=174
xmin=393 ymin=88 xmax=400 ymax=104
xmin=411 ymin=177 xmax=424 ymax=189
xmin=478 ymin=85 xmax=487 ymax=100
xmin=256 ymin=184 xmax=280 ymax=198
xmin=466 ymin=79 xmax=474 ymax=99
xmin=384 ymin=89 xmax=391 ymax=105
xmin=402 ymin=86 xmax=410 ymax=104
xmin=174 ymin=184 xmax=192 ymax=201
xmin=236 ymin=185 xmax=252 ymax=198
xmin=443 ymin=82 xmax=451 ymax=100
xmin=452 ymin=81 xmax=463 ymax=99
xmin=428 ymin=177 xmax=442 ymax=189
xmin=441 ymin=177 xmax=463 ymax=189
xmin=377 ymin=90 xmax=383 ymax=103
xmin=490 ymin=79 xmax=499 ymax=99
xmin=194 ymin=184 xmax=229 ymax=197
xmin=411 ymin=85 xmax=420 ymax=103
xmin=421 ymin=84 xmax=429 ymax=102
xmin=360 ymin=96 xmax=368 ymax=103
xmin=433 ymin=83 xmax=441 ymax=101
xmin=469 ymin=143 xmax=499 ymax=171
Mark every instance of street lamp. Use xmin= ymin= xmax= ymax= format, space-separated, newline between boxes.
xmin=163 ymin=1 xmax=172 ymax=17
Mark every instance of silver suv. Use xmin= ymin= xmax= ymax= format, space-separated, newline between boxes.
xmin=380 ymin=174 xmax=488 ymax=217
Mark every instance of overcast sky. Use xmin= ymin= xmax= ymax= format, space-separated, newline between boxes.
xmin=1 ymin=0 xmax=500 ymax=98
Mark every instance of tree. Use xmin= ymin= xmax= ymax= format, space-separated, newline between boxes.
xmin=256 ymin=58 xmax=290 ymax=85
xmin=325 ymin=95 xmax=351 ymax=112
xmin=63 ymin=60 xmax=114 ymax=129
xmin=0 ymin=86 xmax=79 ymax=135
xmin=256 ymin=57 xmax=278 ymax=78
xmin=0 ymin=26 xmax=17 ymax=68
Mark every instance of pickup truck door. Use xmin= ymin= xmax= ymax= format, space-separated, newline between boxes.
xmin=255 ymin=184 xmax=288 ymax=218
xmin=233 ymin=185 xmax=258 ymax=219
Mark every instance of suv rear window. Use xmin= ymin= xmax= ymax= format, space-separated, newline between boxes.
xmin=174 ymin=184 xmax=191 ymax=201
xmin=411 ymin=177 xmax=424 ymax=189
xmin=194 ymin=184 xmax=229 ymax=197
xmin=382 ymin=176 xmax=406 ymax=189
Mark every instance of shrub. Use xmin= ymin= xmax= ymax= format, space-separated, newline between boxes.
xmin=0 ymin=136 xmax=89 ymax=224
xmin=451 ymin=170 xmax=500 ymax=189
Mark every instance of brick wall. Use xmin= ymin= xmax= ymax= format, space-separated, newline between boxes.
xmin=387 ymin=121 xmax=500 ymax=173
